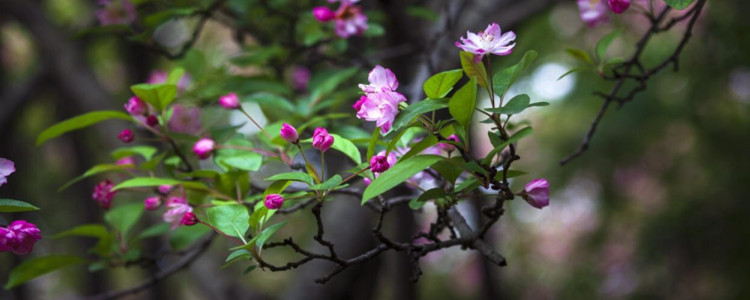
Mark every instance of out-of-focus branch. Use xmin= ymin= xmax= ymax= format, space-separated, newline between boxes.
xmin=560 ymin=0 xmax=707 ymax=165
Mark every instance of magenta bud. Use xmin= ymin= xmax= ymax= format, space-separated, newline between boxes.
xmin=312 ymin=6 xmax=335 ymax=22
xmin=144 ymin=196 xmax=162 ymax=211
xmin=146 ymin=115 xmax=159 ymax=127
xmin=124 ymin=96 xmax=147 ymax=115
xmin=92 ymin=179 xmax=117 ymax=210
xmin=280 ymin=123 xmax=299 ymax=143
xmin=158 ymin=185 xmax=173 ymax=194
xmin=117 ymin=129 xmax=134 ymax=143
xmin=439 ymin=134 xmax=460 ymax=152
xmin=218 ymin=92 xmax=240 ymax=109
xmin=607 ymin=0 xmax=630 ymax=14
xmin=0 ymin=220 xmax=41 ymax=255
xmin=192 ymin=138 xmax=215 ymax=160
xmin=370 ymin=155 xmax=391 ymax=173
xmin=180 ymin=212 xmax=199 ymax=226
xmin=312 ymin=127 xmax=334 ymax=152
xmin=264 ymin=194 xmax=284 ymax=210
xmin=521 ymin=178 xmax=550 ymax=209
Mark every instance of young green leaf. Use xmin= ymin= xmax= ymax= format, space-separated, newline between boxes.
xmin=449 ymin=78 xmax=478 ymax=128
xmin=557 ymin=67 xmax=591 ymax=81
xmin=492 ymin=50 xmax=538 ymax=96
xmin=596 ymin=29 xmax=622 ymax=61
xmin=5 ymin=255 xmax=85 ymax=289
xmin=255 ymin=221 xmax=287 ymax=249
xmin=308 ymin=174 xmax=343 ymax=191
xmin=112 ymin=178 xmax=182 ymax=191
xmin=111 ymin=146 xmax=158 ymax=161
xmin=264 ymin=172 xmax=314 ymax=185
xmin=459 ymin=51 xmax=489 ymax=87
xmin=362 ymin=155 xmax=443 ymax=203
xmin=104 ymin=203 xmax=143 ymax=239
xmin=0 ymin=199 xmax=39 ymax=213
xmin=130 ymin=83 xmax=178 ymax=111
xmin=36 ymin=111 xmax=132 ymax=146
xmin=485 ymin=94 xmax=531 ymax=115
xmin=423 ymin=69 xmax=464 ymax=98
xmin=565 ymin=48 xmax=594 ymax=65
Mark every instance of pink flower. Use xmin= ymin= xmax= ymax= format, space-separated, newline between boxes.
xmin=92 ymin=179 xmax=117 ymax=209
xmin=145 ymin=115 xmax=159 ymax=128
xmin=607 ymin=0 xmax=630 ymax=14
xmin=363 ymin=177 xmax=372 ymax=186
xmin=521 ymin=178 xmax=550 ymax=209
xmin=218 ymin=92 xmax=240 ymax=110
xmin=264 ymin=194 xmax=284 ymax=210
xmin=291 ymin=66 xmax=311 ymax=90
xmin=144 ymin=196 xmax=162 ymax=211
xmin=158 ymin=185 xmax=173 ymax=194
xmin=313 ymin=6 xmax=336 ymax=22
xmin=0 ymin=220 xmax=41 ymax=255
xmin=192 ymin=138 xmax=215 ymax=160
xmin=333 ymin=4 xmax=368 ymax=38
xmin=124 ymin=96 xmax=147 ymax=115
xmin=180 ymin=212 xmax=199 ymax=226
xmin=96 ymin=0 xmax=136 ymax=26
xmin=439 ymin=135 xmax=460 ymax=152
xmin=117 ymin=129 xmax=134 ymax=143
xmin=116 ymin=157 xmax=136 ymax=167
xmin=163 ymin=199 xmax=193 ymax=230
xmin=147 ymin=70 xmax=192 ymax=91
xmin=280 ymin=123 xmax=299 ymax=143
xmin=370 ymin=154 xmax=391 ymax=173
xmin=312 ymin=127 xmax=334 ymax=152
xmin=578 ymin=0 xmax=610 ymax=27
xmin=358 ymin=65 xmax=399 ymax=94
xmin=355 ymin=92 xmax=405 ymax=133
xmin=168 ymin=105 xmax=202 ymax=134
xmin=0 ymin=158 xmax=16 ymax=187
xmin=456 ymin=23 xmax=516 ymax=62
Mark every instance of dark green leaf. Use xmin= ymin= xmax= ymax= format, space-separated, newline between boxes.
xmin=0 ymin=199 xmax=39 ymax=213
xmin=36 ymin=111 xmax=132 ymax=146
xmin=362 ymin=155 xmax=444 ymax=203
xmin=5 ymin=255 xmax=85 ymax=289
xmin=392 ymin=98 xmax=449 ymax=130
xmin=255 ymin=221 xmax=287 ymax=249
xmin=423 ymin=69 xmax=464 ymax=98
xmin=485 ymin=94 xmax=530 ymax=115
xmin=53 ymin=224 xmax=108 ymax=239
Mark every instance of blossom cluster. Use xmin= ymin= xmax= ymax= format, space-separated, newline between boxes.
xmin=0 ymin=158 xmax=42 ymax=255
xmin=312 ymin=0 xmax=368 ymax=38
xmin=354 ymin=65 xmax=407 ymax=133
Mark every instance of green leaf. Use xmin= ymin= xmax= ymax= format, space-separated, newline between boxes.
xmin=222 ymin=249 xmax=252 ymax=268
xmin=423 ymin=69 xmax=464 ymax=98
xmin=481 ymin=127 xmax=534 ymax=165
xmin=362 ymin=155 xmax=444 ymax=203
xmin=215 ymin=152 xmax=263 ymax=171
xmin=5 ymin=255 xmax=85 ymax=289
xmin=430 ymin=158 xmax=464 ymax=185
xmin=459 ymin=51 xmax=489 ymax=88
xmin=486 ymin=94 xmax=531 ymax=115
xmin=166 ymin=68 xmax=186 ymax=85
xmin=58 ymin=164 xmax=133 ymax=192
xmin=329 ymin=134 xmax=362 ymax=165
xmin=206 ymin=205 xmax=250 ymax=239
xmin=112 ymin=177 xmax=182 ymax=191
xmin=392 ymin=98 xmax=449 ymax=130
xmin=493 ymin=169 xmax=528 ymax=181
xmin=596 ymin=30 xmax=621 ymax=61
xmin=249 ymin=206 xmax=269 ymax=232
xmin=264 ymin=172 xmax=313 ymax=185
xmin=130 ymin=83 xmax=178 ymax=111
xmin=409 ymin=188 xmax=446 ymax=210
xmin=492 ymin=50 xmax=538 ymax=97
xmin=366 ymin=127 xmax=380 ymax=160
xmin=557 ymin=67 xmax=591 ymax=80
xmin=104 ymin=203 xmax=143 ymax=239
xmin=363 ymin=23 xmax=385 ymax=37
xmin=0 ymin=199 xmax=39 ymax=213
xmin=112 ymin=145 xmax=158 ymax=161
xmin=400 ymin=135 xmax=438 ymax=161
xmin=255 ymin=221 xmax=287 ymax=249
xmin=565 ymin=48 xmax=594 ymax=65
xmin=527 ymin=102 xmax=549 ymax=107
xmin=36 ymin=111 xmax=132 ymax=146
xmin=664 ymin=0 xmax=696 ymax=10
xmin=449 ymin=78 xmax=478 ymax=128
xmin=264 ymin=180 xmax=291 ymax=197
xmin=53 ymin=224 xmax=108 ymax=239
xmin=309 ymin=174 xmax=343 ymax=191
xmin=138 ymin=223 xmax=171 ymax=239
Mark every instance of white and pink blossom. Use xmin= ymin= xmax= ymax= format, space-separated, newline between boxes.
xmin=455 ymin=23 xmax=516 ymax=62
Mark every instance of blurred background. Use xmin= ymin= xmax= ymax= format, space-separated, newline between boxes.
xmin=1 ymin=0 xmax=749 ymax=299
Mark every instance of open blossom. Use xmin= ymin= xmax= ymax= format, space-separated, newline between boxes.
xmin=312 ymin=127 xmax=334 ymax=152
xmin=578 ymin=0 xmax=610 ymax=27
xmin=456 ymin=23 xmax=516 ymax=62
xmin=314 ymin=2 xmax=367 ymax=38
xmin=163 ymin=198 xmax=193 ymax=230
xmin=124 ymin=96 xmax=147 ymax=115
xmin=92 ymin=179 xmax=117 ymax=209
xmin=193 ymin=138 xmax=215 ymax=159
xmin=280 ymin=123 xmax=299 ymax=143
xmin=0 ymin=220 xmax=41 ymax=255
xmin=0 ymin=158 xmax=15 ymax=187
xmin=358 ymin=65 xmax=399 ymax=94
xmin=218 ymin=93 xmax=240 ymax=110
xmin=607 ymin=0 xmax=631 ymax=14
xmin=264 ymin=194 xmax=284 ymax=210
xmin=521 ymin=178 xmax=550 ymax=209
xmin=118 ymin=129 xmax=134 ymax=143
xmin=355 ymin=66 xmax=406 ymax=133
xmin=168 ymin=105 xmax=202 ymax=134
xmin=96 ymin=0 xmax=136 ymax=25
xmin=144 ymin=196 xmax=162 ymax=211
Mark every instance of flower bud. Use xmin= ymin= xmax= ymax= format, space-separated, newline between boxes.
xmin=0 ymin=220 xmax=41 ymax=255
xmin=280 ymin=123 xmax=299 ymax=143
xmin=607 ymin=0 xmax=630 ymax=14
xmin=312 ymin=127 xmax=334 ymax=152
xmin=158 ymin=185 xmax=173 ymax=194
xmin=144 ymin=196 xmax=162 ymax=211
xmin=264 ymin=194 xmax=284 ymax=210
xmin=218 ymin=92 xmax=240 ymax=109
xmin=192 ymin=138 xmax=215 ymax=160
xmin=92 ymin=179 xmax=117 ymax=210
xmin=146 ymin=115 xmax=159 ymax=128
xmin=439 ymin=134 xmax=459 ymax=152
xmin=117 ymin=129 xmax=134 ymax=143
xmin=312 ymin=6 xmax=335 ymax=22
xmin=180 ymin=212 xmax=199 ymax=226
xmin=124 ymin=96 xmax=147 ymax=115
xmin=520 ymin=178 xmax=550 ymax=209
xmin=370 ymin=154 xmax=391 ymax=173
xmin=363 ymin=177 xmax=372 ymax=186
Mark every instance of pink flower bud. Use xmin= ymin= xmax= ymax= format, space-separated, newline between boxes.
xmin=144 ymin=196 xmax=162 ymax=211
xmin=117 ymin=129 xmax=134 ymax=143
xmin=116 ymin=157 xmax=136 ymax=169
xmin=180 ymin=212 xmax=199 ymax=226
xmin=607 ymin=0 xmax=630 ymax=14
xmin=312 ymin=6 xmax=335 ymax=22
xmin=92 ymin=179 xmax=117 ymax=210
xmin=312 ymin=127 xmax=334 ymax=152
xmin=279 ymin=123 xmax=299 ymax=143
xmin=124 ymin=96 xmax=147 ymax=115
xmin=370 ymin=154 xmax=391 ymax=173
xmin=291 ymin=66 xmax=311 ymax=90
xmin=158 ymin=185 xmax=173 ymax=194
xmin=146 ymin=115 xmax=159 ymax=128
xmin=439 ymin=134 xmax=460 ymax=152
xmin=0 ymin=220 xmax=41 ymax=255
xmin=363 ymin=177 xmax=372 ymax=186
xmin=264 ymin=194 xmax=284 ymax=210
xmin=192 ymin=138 xmax=215 ymax=160
xmin=0 ymin=158 xmax=15 ymax=187
xmin=163 ymin=200 xmax=192 ymax=230
xmin=218 ymin=92 xmax=240 ymax=109
xmin=521 ymin=178 xmax=550 ymax=209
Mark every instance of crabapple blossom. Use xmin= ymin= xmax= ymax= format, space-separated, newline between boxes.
xmin=124 ymin=96 xmax=147 ymax=115
xmin=117 ymin=129 xmax=134 ymax=143
xmin=312 ymin=6 xmax=335 ymax=22
xmin=578 ymin=0 xmax=610 ymax=27
xmin=280 ymin=123 xmax=299 ymax=143
xmin=163 ymin=197 xmax=192 ymax=229
xmin=144 ymin=197 xmax=162 ymax=211
xmin=264 ymin=194 xmax=284 ymax=210
xmin=193 ymin=138 xmax=215 ymax=159
xmin=146 ymin=115 xmax=159 ymax=128
xmin=312 ymin=128 xmax=334 ymax=152
xmin=0 ymin=158 xmax=15 ymax=187
xmin=180 ymin=212 xmax=199 ymax=226
xmin=455 ymin=23 xmax=516 ymax=62
xmin=92 ymin=179 xmax=117 ymax=209
xmin=370 ymin=154 xmax=391 ymax=173
xmin=521 ymin=178 xmax=550 ymax=209
xmin=358 ymin=65 xmax=399 ymax=94
xmin=0 ymin=220 xmax=41 ymax=255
